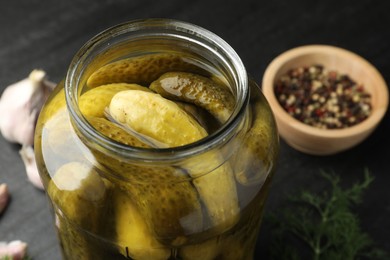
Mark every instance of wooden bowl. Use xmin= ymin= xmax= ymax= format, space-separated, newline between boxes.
xmin=262 ymin=45 xmax=389 ymax=155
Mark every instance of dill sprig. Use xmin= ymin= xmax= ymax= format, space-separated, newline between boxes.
xmin=267 ymin=169 xmax=389 ymax=260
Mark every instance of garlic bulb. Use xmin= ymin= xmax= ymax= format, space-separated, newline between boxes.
xmin=0 ymin=183 xmax=9 ymax=214
xmin=0 ymin=240 xmax=28 ymax=260
xmin=19 ymin=145 xmax=44 ymax=190
xmin=0 ymin=70 xmax=55 ymax=145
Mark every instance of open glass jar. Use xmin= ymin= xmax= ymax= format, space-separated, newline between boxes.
xmin=34 ymin=19 xmax=279 ymax=260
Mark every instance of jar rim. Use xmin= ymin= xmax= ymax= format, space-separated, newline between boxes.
xmin=65 ymin=18 xmax=249 ymax=162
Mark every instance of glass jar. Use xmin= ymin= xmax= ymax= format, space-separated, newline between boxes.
xmin=35 ymin=19 xmax=279 ymax=260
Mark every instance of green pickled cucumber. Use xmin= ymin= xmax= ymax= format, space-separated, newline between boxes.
xmin=47 ymin=162 xmax=108 ymax=259
xmin=86 ymin=116 xmax=150 ymax=148
xmin=113 ymin=189 xmax=170 ymax=259
xmin=95 ymin=159 xmax=204 ymax=244
xmin=79 ymin=83 xmax=152 ymax=118
xmin=87 ymin=53 xmax=206 ymax=88
xmin=150 ymin=72 xmax=235 ymax=123
xmin=185 ymin=153 xmax=240 ymax=232
xmin=108 ymin=90 xmax=208 ymax=147
xmin=233 ymin=82 xmax=279 ymax=185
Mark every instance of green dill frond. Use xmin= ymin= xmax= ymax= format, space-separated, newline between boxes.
xmin=267 ymin=169 xmax=389 ymax=260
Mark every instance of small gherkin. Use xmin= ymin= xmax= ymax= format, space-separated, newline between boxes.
xmin=47 ymin=162 xmax=109 ymax=260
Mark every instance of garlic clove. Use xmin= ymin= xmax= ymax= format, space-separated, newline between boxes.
xmin=0 ymin=240 xmax=28 ymax=260
xmin=0 ymin=69 xmax=55 ymax=145
xmin=0 ymin=183 xmax=9 ymax=214
xmin=19 ymin=145 xmax=44 ymax=190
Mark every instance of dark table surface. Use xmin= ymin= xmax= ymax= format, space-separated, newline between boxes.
xmin=1 ymin=0 xmax=389 ymax=259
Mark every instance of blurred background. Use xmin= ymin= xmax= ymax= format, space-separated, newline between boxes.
xmin=1 ymin=0 xmax=389 ymax=259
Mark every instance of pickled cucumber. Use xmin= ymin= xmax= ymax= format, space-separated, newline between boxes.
xmin=185 ymin=153 xmax=240 ymax=232
xmin=108 ymin=90 xmax=208 ymax=147
xmin=95 ymin=160 xmax=204 ymax=244
xmin=48 ymin=162 xmax=107 ymax=223
xmin=86 ymin=53 xmax=206 ymax=88
xmin=150 ymin=72 xmax=235 ymax=123
xmin=86 ymin=116 xmax=150 ymax=148
xmin=47 ymin=162 xmax=108 ymax=259
xmin=113 ymin=189 xmax=170 ymax=259
xmin=233 ymin=82 xmax=279 ymax=185
xmin=79 ymin=83 xmax=152 ymax=118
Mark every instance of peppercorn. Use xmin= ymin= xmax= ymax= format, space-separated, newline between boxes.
xmin=274 ymin=65 xmax=372 ymax=129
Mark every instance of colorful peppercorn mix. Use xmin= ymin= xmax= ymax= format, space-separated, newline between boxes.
xmin=274 ymin=65 xmax=372 ymax=129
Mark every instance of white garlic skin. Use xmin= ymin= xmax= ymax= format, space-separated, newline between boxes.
xmin=19 ymin=145 xmax=44 ymax=190
xmin=0 ymin=70 xmax=54 ymax=146
xmin=0 ymin=240 xmax=28 ymax=260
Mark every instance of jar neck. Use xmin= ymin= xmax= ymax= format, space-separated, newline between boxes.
xmin=65 ymin=18 xmax=249 ymax=163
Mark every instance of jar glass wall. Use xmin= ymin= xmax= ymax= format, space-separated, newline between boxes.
xmin=35 ymin=19 xmax=279 ymax=260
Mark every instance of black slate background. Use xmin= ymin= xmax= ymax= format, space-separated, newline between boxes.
xmin=0 ymin=0 xmax=389 ymax=259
